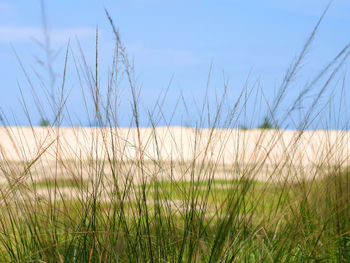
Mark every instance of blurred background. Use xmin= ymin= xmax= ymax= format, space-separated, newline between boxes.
xmin=0 ymin=0 xmax=349 ymax=128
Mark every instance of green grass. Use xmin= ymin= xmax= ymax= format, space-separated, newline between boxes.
xmin=32 ymin=178 xmax=89 ymax=189
xmin=0 ymin=5 xmax=350 ymax=262
xmin=1 ymin=172 xmax=349 ymax=262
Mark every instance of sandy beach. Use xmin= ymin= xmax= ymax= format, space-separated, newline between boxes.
xmin=0 ymin=127 xmax=349 ymax=184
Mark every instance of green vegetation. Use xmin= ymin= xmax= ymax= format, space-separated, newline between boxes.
xmin=258 ymin=116 xmax=278 ymax=130
xmin=39 ymin=118 xmax=50 ymax=127
xmin=0 ymin=7 xmax=349 ymax=263
xmin=0 ymin=169 xmax=349 ymax=262
xmin=32 ymin=178 xmax=89 ymax=189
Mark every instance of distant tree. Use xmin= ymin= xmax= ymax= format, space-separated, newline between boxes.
xmin=89 ymin=121 xmax=103 ymax=127
xmin=239 ymin=125 xmax=249 ymax=130
xmin=258 ymin=116 xmax=278 ymax=129
xmin=39 ymin=118 xmax=50 ymax=127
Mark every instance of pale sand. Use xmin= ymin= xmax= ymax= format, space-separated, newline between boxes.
xmin=0 ymin=126 xmax=349 ymax=185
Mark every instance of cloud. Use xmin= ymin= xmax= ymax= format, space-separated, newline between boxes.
xmin=0 ymin=3 xmax=13 ymax=10
xmin=0 ymin=26 xmax=95 ymax=43
xmin=127 ymin=44 xmax=201 ymax=67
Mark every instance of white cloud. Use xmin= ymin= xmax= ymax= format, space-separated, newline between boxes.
xmin=0 ymin=26 xmax=95 ymax=43
xmin=127 ymin=44 xmax=201 ymax=67
xmin=0 ymin=3 xmax=13 ymax=10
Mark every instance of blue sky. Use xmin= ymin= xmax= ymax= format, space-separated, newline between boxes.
xmin=0 ymin=0 xmax=349 ymax=128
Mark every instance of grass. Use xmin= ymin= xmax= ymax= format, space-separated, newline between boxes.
xmin=0 ymin=5 xmax=350 ymax=262
xmin=0 ymin=164 xmax=349 ymax=262
xmin=32 ymin=178 xmax=89 ymax=189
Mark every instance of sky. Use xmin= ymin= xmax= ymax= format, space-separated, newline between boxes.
xmin=0 ymin=0 xmax=349 ymax=129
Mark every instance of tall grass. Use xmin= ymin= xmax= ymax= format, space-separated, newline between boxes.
xmin=0 ymin=6 xmax=350 ymax=262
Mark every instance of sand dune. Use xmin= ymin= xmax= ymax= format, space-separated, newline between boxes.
xmin=0 ymin=127 xmax=349 ymax=183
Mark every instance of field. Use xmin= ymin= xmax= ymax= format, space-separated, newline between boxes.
xmin=0 ymin=7 xmax=350 ymax=263
xmin=0 ymin=127 xmax=349 ymax=262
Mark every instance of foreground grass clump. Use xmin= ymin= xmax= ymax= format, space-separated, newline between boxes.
xmin=0 ymin=7 xmax=350 ymax=262
xmin=0 ymin=170 xmax=349 ymax=262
